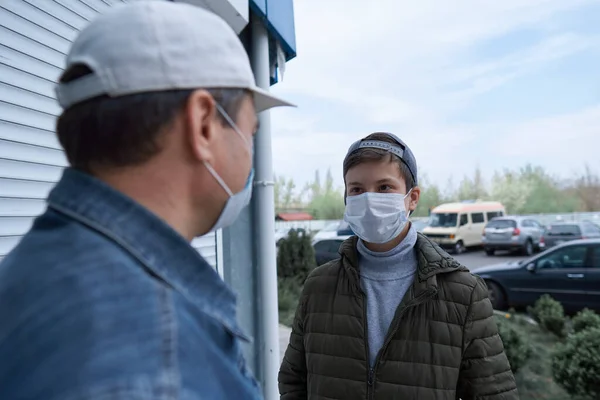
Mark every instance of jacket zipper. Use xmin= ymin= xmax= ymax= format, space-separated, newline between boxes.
xmin=367 ymin=288 xmax=437 ymax=400
xmin=362 ymin=291 xmax=374 ymax=398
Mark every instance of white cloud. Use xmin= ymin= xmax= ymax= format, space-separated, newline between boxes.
xmin=271 ymin=129 xmax=354 ymax=189
xmin=276 ymin=0 xmax=596 ymax=94
xmin=491 ymin=105 xmax=600 ymax=161
xmin=444 ymin=33 xmax=600 ymax=106
xmin=268 ymin=0 xmax=600 ymax=190
xmin=273 ymin=105 xmax=600 ymax=191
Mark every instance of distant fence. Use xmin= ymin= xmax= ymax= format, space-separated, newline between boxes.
xmin=517 ymin=212 xmax=600 ymax=226
xmin=274 ymin=219 xmax=338 ymax=232
xmin=274 ymin=212 xmax=600 ymax=233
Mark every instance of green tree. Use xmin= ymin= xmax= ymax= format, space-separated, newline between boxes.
xmin=456 ymin=166 xmax=488 ymax=201
xmin=573 ymin=164 xmax=600 ymax=212
xmin=276 ymin=228 xmax=316 ymax=283
xmin=306 ymin=169 xmax=345 ymax=220
xmin=518 ymin=165 xmax=578 ymax=214
xmin=413 ymin=174 xmax=447 ymax=217
xmin=443 ymin=176 xmax=457 ymax=202
xmin=274 ymin=174 xmax=301 ymax=213
xmin=489 ymin=170 xmax=530 ymax=214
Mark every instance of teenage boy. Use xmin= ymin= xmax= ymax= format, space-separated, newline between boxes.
xmin=279 ymin=132 xmax=518 ymax=400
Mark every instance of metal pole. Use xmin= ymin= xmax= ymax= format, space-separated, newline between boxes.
xmin=250 ymin=14 xmax=280 ymax=400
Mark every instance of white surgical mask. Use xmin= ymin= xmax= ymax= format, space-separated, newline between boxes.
xmin=204 ymin=104 xmax=254 ymax=232
xmin=344 ymin=190 xmax=412 ymax=244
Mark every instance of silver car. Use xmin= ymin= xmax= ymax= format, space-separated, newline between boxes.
xmin=482 ymin=216 xmax=544 ymax=256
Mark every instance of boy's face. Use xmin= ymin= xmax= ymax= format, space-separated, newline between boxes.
xmin=345 ymin=159 xmax=420 ymax=212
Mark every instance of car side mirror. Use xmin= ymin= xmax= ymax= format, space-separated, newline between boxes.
xmin=526 ymin=263 xmax=536 ymax=273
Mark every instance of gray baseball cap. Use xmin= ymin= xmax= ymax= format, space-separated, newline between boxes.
xmin=55 ymin=1 xmax=294 ymax=112
xmin=344 ymin=133 xmax=418 ymax=185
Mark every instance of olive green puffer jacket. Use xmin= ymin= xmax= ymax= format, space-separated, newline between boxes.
xmin=279 ymin=234 xmax=518 ymax=400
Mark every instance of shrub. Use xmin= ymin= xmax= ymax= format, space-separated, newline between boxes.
xmin=527 ymin=294 xmax=567 ymax=337
xmin=496 ymin=316 xmax=532 ymax=373
xmin=571 ymin=308 xmax=600 ymax=334
xmin=276 ymin=228 xmax=317 ymax=283
xmin=552 ymin=327 xmax=600 ymax=399
xmin=278 ymin=277 xmax=302 ymax=326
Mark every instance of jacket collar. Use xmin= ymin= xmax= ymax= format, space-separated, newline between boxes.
xmin=340 ymin=233 xmax=468 ymax=297
xmin=47 ymin=168 xmax=245 ymax=337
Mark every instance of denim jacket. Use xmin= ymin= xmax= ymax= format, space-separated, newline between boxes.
xmin=0 ymin=168 xmax=262 ymax=400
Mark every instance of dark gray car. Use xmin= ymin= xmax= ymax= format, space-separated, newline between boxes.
xmin=482 ymin=216 xmax=544 ymax=256
xmin=543 ymin=222 xmax=600 ymax=248
xmin=476 ymin=238 xmax=600 ymax=312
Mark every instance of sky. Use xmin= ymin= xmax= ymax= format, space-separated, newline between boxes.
xmin=268 ymin=0 xmax=600 ymax=192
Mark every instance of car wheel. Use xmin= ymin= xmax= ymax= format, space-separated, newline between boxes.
xmin=485 ymin=248 xmax=495 ymax=256
xmin=486 ymin=281 xmax=507 ymax=310
xmin=523 ymin=239 xmax=534 ymax=256
xmin=454 ymin=241 xmax=465 ymax=255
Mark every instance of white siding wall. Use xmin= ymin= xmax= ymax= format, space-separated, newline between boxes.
xmin=0 ymin=0 xmax=219 ymax=267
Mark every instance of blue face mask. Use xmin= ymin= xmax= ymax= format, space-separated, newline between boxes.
xmin=203 ymin=104 xmax=254 ymax=232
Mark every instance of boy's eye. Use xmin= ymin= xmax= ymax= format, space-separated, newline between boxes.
xmin=379 ymin=184 xmax=392 ymax=191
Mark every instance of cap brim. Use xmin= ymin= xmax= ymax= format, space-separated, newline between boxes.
xmin=250 ymin=86 xmax=296 ymax=112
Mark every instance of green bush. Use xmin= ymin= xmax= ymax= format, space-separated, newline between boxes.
xmin=527 ymin=294 xmax=567 ymax=337
xmin=552 ymin=327 xmax=600 ymax=399
xmin=277 ymin=228 xmax=317 ymax=283
xmin=496 ymin=316 xmax=532 ymax=373
xmin=571 ymin=308 xmax=600 ymax=334
xmin=278 ymin=277 xmax=302 ymax=326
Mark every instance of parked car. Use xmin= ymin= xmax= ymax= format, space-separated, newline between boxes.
xmin=313 ymin=235 xmax=351 ymax=266
xmin=475 ymin=239 xmax=600 ymax=313
xmin=542 ymin=222 xmax=600 ymax=248
xmin=422 ymin=201 xmax=506 ymax=254
xmin=312 ymin=220 xmax=343 ymax=243
xmin=580 ymin=218 xmax=600 ymax=229
xmin=482 ymin=216 xmax=545 ymax=256
xmin=275 ymin=228 xmax=292 ymax=246
xmin=336 ymin=220 xmax=354 ymax=236
xmin=410 ymin=217 xmax=429 ymax=233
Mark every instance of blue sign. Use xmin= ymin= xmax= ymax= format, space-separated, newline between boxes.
xmin=250 ymin=0 xmax=297 ymax=60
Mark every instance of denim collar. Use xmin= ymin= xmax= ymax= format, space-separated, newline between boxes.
xmin=47 ymin=168 xmax=247 ymax=338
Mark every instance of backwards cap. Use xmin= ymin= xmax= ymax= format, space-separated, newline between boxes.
xmin=344 ymin=133 xmax=418 ymax=185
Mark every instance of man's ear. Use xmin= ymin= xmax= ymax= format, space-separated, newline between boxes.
xmin=183 ymin=89 xmax=219 ymax=163
xmin=408 ymin=186 xmax=421 ymax=211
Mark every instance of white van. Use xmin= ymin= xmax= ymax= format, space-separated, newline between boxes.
xmin=422 ymin=201 xmax=506 ymax=254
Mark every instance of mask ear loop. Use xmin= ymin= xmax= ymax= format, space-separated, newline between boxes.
xmin=214 ymin=103 xmax=252 ymax=152
xmin=404 ymin=187 xmax=414 ymax=218
xmin=209 ymin=102 xmax=253 ymax=197
xmin=203 ymin=161 xmax=233 ymax=197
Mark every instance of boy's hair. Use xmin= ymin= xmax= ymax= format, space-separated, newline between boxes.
xmin=343 ymin=132 xmax=416 ymax=192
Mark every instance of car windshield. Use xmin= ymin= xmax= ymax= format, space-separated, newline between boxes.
xmin=429 ymin=213 xmax=458 ymax=228
xmin=547 ymin=224 xmax=581 ymax=236
xmin=486 ymin=219 xmax=516 ymax=229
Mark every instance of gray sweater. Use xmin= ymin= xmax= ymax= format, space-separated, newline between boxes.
xmin=357 ymin=224 xmax=418 ymax=366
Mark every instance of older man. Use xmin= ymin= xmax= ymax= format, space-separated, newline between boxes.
xmin=0 ymin=2 xmax=291 ymax=399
